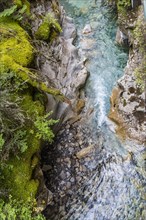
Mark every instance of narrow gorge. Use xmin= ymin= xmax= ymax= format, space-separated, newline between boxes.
xmin=0 ymin=0 xmax=145 ymax=220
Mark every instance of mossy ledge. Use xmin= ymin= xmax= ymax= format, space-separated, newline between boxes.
xmin=0 ymin=16 xmax=64 ymax=205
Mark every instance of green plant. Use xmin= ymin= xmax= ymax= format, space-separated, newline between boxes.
xmin=0 ymin=0 xmax=30 ymax=21
xmin=0 ymin=5 xmax=18 ymax=18
xmin=117 ymin=0 xmax=131 ymax=15
xmin=133 ymin=15 xmax=146 ymax=91
xmin=0 ymin=134 xmax=5 ymax=151
xmin=34 ymin=112 xmax=58 ymax=142
xmin=0 ymin=196 xmax=45 ymax=220
xmin=35 ymin=13 xmax=62 ymax=41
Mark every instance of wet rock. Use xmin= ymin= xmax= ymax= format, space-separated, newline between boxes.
xmin=115 ymin=27 xmax=128 ymax=46
xmin=80 ymin=38 xmax=96 ymax=50
xmin=82 ymin=24 xmax=92 ymax=34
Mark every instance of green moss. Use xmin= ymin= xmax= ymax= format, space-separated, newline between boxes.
xmin=133 ymin=12 xmax=146 ymax=91
xmin=35 ymin=13 xmax=62 ymax=41
xmin=13 ymin=0 xmax=23 ymax=8
xmin=0 ymin=91 xmax=45 ymax=201
xmin=0 ymin=17 xmax=33 ymax=66
xmin=2 ymin=137 xmax=40 ymax=201
xmin=35 ymin=20 xmax=51 ymax=41
xmin=117 ymin=0 xmax=131 ymax=13
xmin=0 ymin=12 xmax=65 ymax=204
xmin=13 ymin=0 xmax=30 ymax=15
xmin=0 ymin=17 xmax=44 ymax=202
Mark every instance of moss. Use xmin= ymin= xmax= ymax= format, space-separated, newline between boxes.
xmin=0 ymin=11 xmax=66 ymax=203
xmin=117 ymin=0 xmax=131 ymax=14
xmin=0 ymin=17 xmax=64 ymax=99
xmin=123 ymin=98 xmax=127 ymax=106
xmin=2 ymin=136 xmax=40 ymax=201
xmin=0 ymin=93 xmax=45 ymax=201
xmin=35 ymin=13 xmax=62 ymax=41
xmin=13 ymin=0 xmax=23 ymax=8
xmin=0 ymin=17 xmax=33 ymax=66
xmin=133 ymin=11 xmax=146 ymax=91
xmin=13 ymin=0 xmax=30 ymax=15
xmin=35 ymin=20 xmax=51 ymax=41
xmin=0 ymin=16 xmax=44 ymax=202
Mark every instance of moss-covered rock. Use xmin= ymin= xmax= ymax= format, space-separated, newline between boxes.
xmin=0 ymin=16 xmax=44 ymax=202
xmin=0 ymin=17 xmax=33 ymax=66
xmin=35 ymin=13 xmax=62 ymax=41
xmin=13 ymin=0 xmax=30 ymax=15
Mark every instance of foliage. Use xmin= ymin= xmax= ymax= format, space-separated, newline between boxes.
xmin=133 ymin=14 xmax=146 ymax=91
xmin=0 ymin=15 xmax=59 ymax=203
xmin=117 ymin=0 xmax=131 ymax=8
xmin=0 ymin=134 xmax=5 ymax=151
xmin=0 ymin=196 xmax=45 ymax=220
xmin=0 ymin=0 xmax=30 ymax=21
xmin=34 ymin=112 xmax=58 ymax=142
xmin=35 ymin=13 xmax=62 ymax=41
xmin=134 ymin=58 xmax=146 ymax=91
xmin=0 ymin=5 xmax=18 ymax=18
xmin=116 ymin=0 xmax=131 ymax=15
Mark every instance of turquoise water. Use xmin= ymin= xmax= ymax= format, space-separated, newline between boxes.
xmin=61 ymin=0 xmax=128 ymax=127
xmin=58 ymin=1 xmax=146 ymax=219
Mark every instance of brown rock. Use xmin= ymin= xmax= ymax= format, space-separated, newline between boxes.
xmin=75 ymin=99 xmax=85 ymax=114
xmin=76 ymin=145 xmax=94 ymax=159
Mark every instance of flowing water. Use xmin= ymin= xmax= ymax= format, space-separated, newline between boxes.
xmin=47 ymin=0 xmax=146 ymax=219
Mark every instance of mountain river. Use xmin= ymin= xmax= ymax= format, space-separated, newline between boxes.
xmin=43 ymin=0 xmax=146 ymax=219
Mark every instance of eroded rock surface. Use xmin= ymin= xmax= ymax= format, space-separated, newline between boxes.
xmin=31 ymin=0 xmax=88 ymax=124
xmin=109 ymin=6 xmax=145 ymax=143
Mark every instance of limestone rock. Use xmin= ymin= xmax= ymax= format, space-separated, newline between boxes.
xmin=82 ymin=24 xmax=92 ymax=34
xmin=76 ymin=145 xmax=94 ymax=159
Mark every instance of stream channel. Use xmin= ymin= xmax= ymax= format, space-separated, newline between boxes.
xmin=42 ymin=0 xmax=146 ymax=219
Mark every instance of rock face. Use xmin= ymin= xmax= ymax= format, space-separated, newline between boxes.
xmin=109 ymin=5 xmax=145 ymax=143
xmin=30 ymin=0 xmax=89 ymax=208
xmin=31 ymin=0 xmax=89 ymax=125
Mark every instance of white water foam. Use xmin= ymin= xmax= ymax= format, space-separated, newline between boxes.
xmin=93 ymin=77 xmax=107 ymax=127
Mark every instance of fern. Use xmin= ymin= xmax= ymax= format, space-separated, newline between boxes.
xmin=0 ymin=5 xmax=17 ymax=18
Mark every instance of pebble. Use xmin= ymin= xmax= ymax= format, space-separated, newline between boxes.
xmin=60 ymin=171 xmax=66 ymax=179
xmin=66 ymin=182 xmax=71 ymax=189
xmin=70 ymin=177 xmax=75 ymax=183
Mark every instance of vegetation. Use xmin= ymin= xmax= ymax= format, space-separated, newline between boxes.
xmin=0 ymin=0 xmax=30 ymax=21
xmin=0 ymin=196 xmax=45 ymax=220
xmin=0 ymin=1 xmax=62 ymax=218
xmin=133 ymin=15 xmax=146 ymax=91
xmin=117 ymin=0 xmax=131 ymax=8
xmin=35 ymin=13 xmax=62 ymax=41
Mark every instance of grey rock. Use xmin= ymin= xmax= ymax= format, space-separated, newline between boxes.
xmin=60 ymin=171 xmax=66 ymax=179
xmin=42 ymin=165 xmax=52 ymax=172
xmin=82 ymin=24 xmax=92 ymax=34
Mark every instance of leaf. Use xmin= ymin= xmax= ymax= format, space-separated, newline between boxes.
xmin=0 ymin=5 xmax=17 ymax=18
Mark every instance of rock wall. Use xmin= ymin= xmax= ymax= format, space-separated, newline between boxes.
xmin=109 ymin=2 xmax=145 ymax=143
xmin=29 ymin=0 xmax=89 ymax=209
xmin=31 ymin=0 xmax=88 ymax=127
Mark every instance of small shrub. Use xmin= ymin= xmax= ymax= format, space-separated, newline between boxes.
xmin=34 ymin=112 xmax=58 ymax=142
xmin=0 ymin=196 xmax=45 ymax=220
